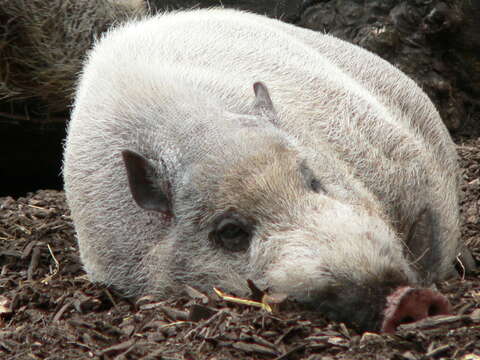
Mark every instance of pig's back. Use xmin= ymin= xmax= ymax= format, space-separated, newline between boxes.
xmin=80 ymin=9 xmax=454 ymax=163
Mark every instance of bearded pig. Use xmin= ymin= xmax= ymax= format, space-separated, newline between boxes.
xmin=63 ymin=9 xmax=463 ymax=333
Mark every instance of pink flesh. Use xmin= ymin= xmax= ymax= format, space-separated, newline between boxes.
xmin=381 ymin=286 xmax=451 ymax=333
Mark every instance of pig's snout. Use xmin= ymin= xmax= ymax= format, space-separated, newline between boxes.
xmin=381 ymin=286 xmax=451 ymax=333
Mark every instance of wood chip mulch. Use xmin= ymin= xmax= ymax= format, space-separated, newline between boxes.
xmin=1 ymin=136 xmax=479 ymax=359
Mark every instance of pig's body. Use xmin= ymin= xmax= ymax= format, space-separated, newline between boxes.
xmin=64 ymin=9 xmax=461 ymax=332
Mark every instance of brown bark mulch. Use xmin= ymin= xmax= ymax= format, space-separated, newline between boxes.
xmin=1 ymin=136 xmax=479 ymax=359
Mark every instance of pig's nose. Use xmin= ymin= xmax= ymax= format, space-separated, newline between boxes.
xmin=381 ymin=287 xmax=451 ymax=333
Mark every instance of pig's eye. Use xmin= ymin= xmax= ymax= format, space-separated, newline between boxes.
xmin=310 ymin=178 xmax=323 ymax=193
xmin=214 ymin=218 xmax=251 ymax=252
xmin=300 ymin=162 xmax=325 ymax=193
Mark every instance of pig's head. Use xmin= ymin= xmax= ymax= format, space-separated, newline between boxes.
xmin=121 ymin=82 xmax=450 ymax=333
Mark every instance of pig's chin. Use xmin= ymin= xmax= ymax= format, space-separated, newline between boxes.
xmin=300 ymin=283 xmax=395 ymax=333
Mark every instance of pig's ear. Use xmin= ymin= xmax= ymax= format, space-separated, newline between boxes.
xmin=406 ymin=209 xmax=440 ymax=278
xmin=122 ymin=150 xmax=171 ymax=215
xmin=253 ymin=82 xmax=276 ymax=119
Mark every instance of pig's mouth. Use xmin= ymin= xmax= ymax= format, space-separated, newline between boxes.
xmin=301 ymin=283 xmax=451 ymax=333
xmin=381 ymin=286 xmax=451 ymax=333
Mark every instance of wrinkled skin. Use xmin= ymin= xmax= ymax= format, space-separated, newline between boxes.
xmin=64 ymin=9 xmax=464 ymax=332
